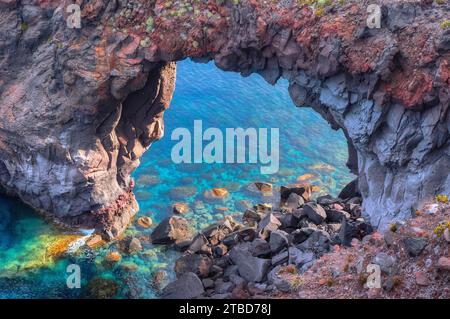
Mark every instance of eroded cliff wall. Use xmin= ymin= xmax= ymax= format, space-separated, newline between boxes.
xmin=0 ymin=0 xmax=449 ymax=237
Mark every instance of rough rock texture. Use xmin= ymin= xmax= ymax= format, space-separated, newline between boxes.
xmin=0 ymin=0 xmax=449 ymax=237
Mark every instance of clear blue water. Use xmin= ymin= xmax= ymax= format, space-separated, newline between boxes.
xmin=0 ymin=60 xmax=352 ymax=298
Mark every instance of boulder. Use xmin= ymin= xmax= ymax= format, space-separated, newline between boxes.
xmin=222 ymin=227 xmax=256 ymax=247
xmin=229 ymin=243 xmax=271 ymax=282
xmin=243 ymin=209 xmax=262 ymax=224
xmin=325 ymin=209 xmax=350 ymax=223
xmin=127 ymin=237 xmax=143 ymax=254
xmin=289 ymin=227 xmax=315 ymax=245
xmin=267 ymin=266 xmax=291 ymax=292
xmin=204 ymin=188 xmax=229 ymax=201
xmin=338 ymin=179 xmax=360 ymax=200
xmin=214 ymin=279 xmax=235 ymax=294
xmin=303 ymin=203 xmax=327 ymax=225
xmin=402 ymin=237 xmax=427 ymax=257
xmin=151 ymin=271 xmax=168 ymax=291
xmin=174 ymin=254 xmax=213 ymax=278
xmin=187 ymin=233 xmax=209 ymax=254
xmin=271 ymin=250 xmax=289 ymax=266
xmin=297 ymin=230 xmax=331 ymax=255
xmin=288 ymin=247 xmax=315 ymax=272
xmin=257 ymin=213 xmax=281 ymax=239
xmin=202 ymin=278 xmax=215 ymax=289
xmin=214 ymin=244 xmax=228 ymax=257
xmin=280 ymin=184 xmax=312 ymax=201
xmin=172 ymin=202 xmax=190 ymax=215
xmin=278 ymin=213 xmax=299 ymax=229
xmin=269 ymin=230 xmax=289 ymax=253
xmin=284 ymin=192 xmax=305 ymax=210
xmin=136 ymin=216 xmax=153 ymax=228
xmin=372 ymin=252 xmax=397 ymax=275
xmin=150 ymin=216 xmax=191 ymax=244
xmin=339 ymin=219 xmax=373 ymax=246
xmin=249 ymin=238 xmax=272 ymax=258
xmin=223 ymin=265 xmax=239 ymax=279
xmin=317 ymin=195 xmax=340 ymax=206
xmin=247 ymin=182 xmax=273 ymax=195
xmin=229 ymin=274 xmax=246 ymax=286
xmin=161 ymin=272 xmax=205 ymax=299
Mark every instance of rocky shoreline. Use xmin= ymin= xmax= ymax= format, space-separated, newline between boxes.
xmin=139 ymin=186 xmax=450 ymax=299
xmin=151 ymin=183 xmax=373 ymax=299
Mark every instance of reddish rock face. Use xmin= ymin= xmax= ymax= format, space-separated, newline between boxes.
xmin=0 ymin=0 xmax=449 ymax=238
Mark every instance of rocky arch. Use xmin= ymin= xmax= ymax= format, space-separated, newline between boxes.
xmin=0 ymin=0 xmax=449 ymax=239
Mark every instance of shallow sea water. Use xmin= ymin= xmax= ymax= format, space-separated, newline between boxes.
xmin=0 ymin=60 xmax=353 ymax=298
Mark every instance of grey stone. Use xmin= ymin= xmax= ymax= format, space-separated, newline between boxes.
xmin=229 ymin=243 xmax=271 ymax=282
xmin=303 ymin=203 xmax=327 ymax=225
xmin=162 ymin=272 xmax=205 ymax=299
xmin=402 ymin=237 xmax=427 ymax=257
xmin=289 ymin=227 xmax=315 ymax=245
xmin=229 ymin=274 xmax=246 ymax=286
xmin=297 ymin=230 xmax=330 ymax=255
xmin=269 ymin=230 xmax=289 ymax=253
xmin=326 ymin=209 xmax=351 ymax=223
xmin=127 ymin=237 xmax=142 ymax=254
xmin=278 ymin=213 xmax=299 ymax=229
xmin=151 ymin=216 xmax=191 ymax=245
xmin=372 ymin=252 xmax=397 ymax=275
xmin=214 ymin=279 xmax=235 ymax=294
xmin=250 ymin=238 xmax=272 ymax=258
xmin=288 ymin=247 xmax=315 ymax=271
xmin=271 ymin=250 xmax=289 ymax=266
xmin=257 ymin=213 xmax=281 ymax=240
xmin=285 ymin=192 xmax=305 ymax=210
xmin=267 ymin=266 xmax=291 ymax=292
xmin=202 ymin=278 xmax=215 ymax=289
xmin=223 ymin=265 xmax=239 ymax=279
xmin=174 ymin=254 xmax=213 ymax=279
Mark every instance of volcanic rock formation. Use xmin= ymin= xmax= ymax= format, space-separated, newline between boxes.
xmin=0 ymin=0 xmax=449 ymax=238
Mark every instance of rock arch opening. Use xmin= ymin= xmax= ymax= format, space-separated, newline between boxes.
xmin=130 ymin=59 xmax=355 ymax=231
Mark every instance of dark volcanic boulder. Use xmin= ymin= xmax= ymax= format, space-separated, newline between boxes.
xmin=339 ymin=219 xmax=374 ymax=246
xmin=161 ymin=272 xmax=204 ymax=299
xmin=229 ymin=243 xmax=271 ymax=283
xmin=303 ymin=203 xmax=327 ymax=225
xmin=150 ymin=216 xmax=191 ymax=245
xmin=174 ymin=254 xmax=213 ymax=278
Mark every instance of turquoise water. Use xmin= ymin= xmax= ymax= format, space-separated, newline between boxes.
xmin=0 ymin=60 xmax=352 ymax=298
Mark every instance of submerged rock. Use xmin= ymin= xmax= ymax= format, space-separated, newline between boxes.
xmin=204 ymin=188 xmax=229 ymax=201
xmin=136 ymin=216 xmax=153 ymax=228
xmin=86 ymin=278 xmax=119 ymax=299
xmin=172 ymin=202 xmax=190 ymax=215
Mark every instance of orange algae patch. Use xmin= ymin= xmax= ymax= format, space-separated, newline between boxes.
xmin=45 ymin=235 xmax=82 ymax=261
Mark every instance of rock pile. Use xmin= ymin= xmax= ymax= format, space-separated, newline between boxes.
xmin=159 ymin=185 xmax=373 ymax=299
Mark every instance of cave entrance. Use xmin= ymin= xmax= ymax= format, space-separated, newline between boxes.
xmin=132 ymin=59 xmax=355 ymax=226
